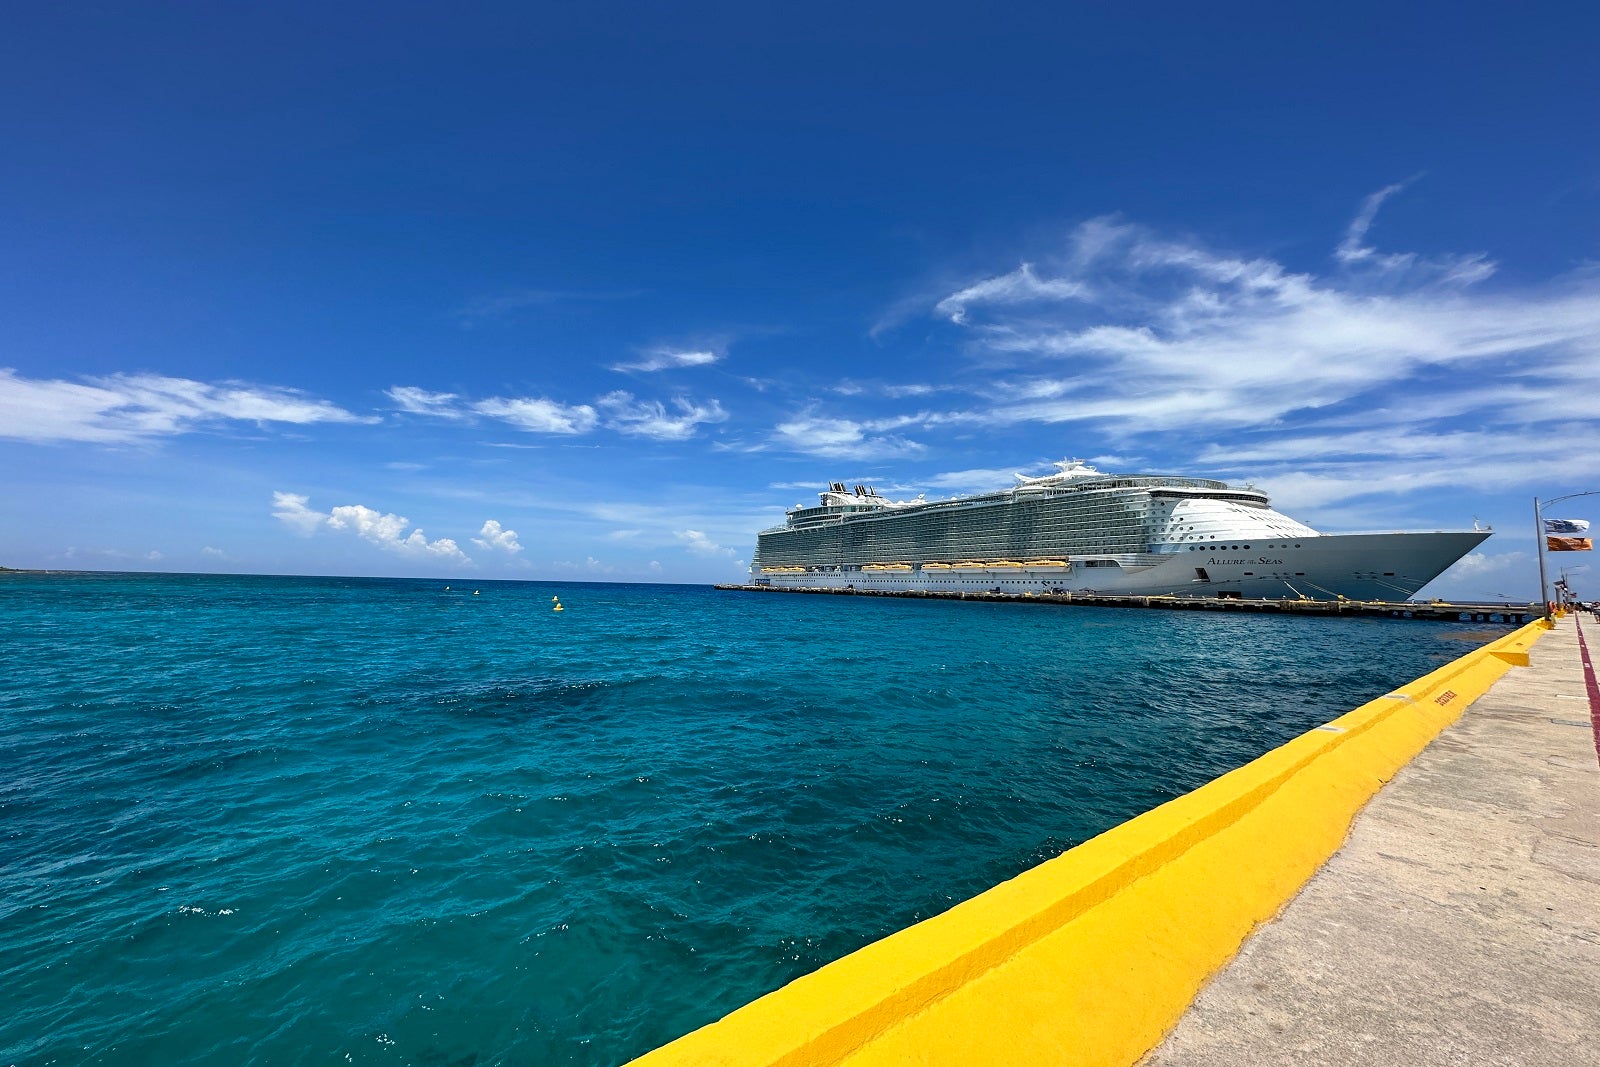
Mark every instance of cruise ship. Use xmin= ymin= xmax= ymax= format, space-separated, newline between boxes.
xmin=750 ymin=460 xmax=1489 ymax=601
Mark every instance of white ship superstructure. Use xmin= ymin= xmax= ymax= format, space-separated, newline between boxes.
xmin=750 ymin=461 xmax=1488 ymax=601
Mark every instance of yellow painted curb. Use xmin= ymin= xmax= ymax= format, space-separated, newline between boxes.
xmin=627 ymin=618 xmax=1551 ymax=1067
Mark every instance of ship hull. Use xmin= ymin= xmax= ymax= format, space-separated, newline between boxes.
xmin=752 ymin=531 xmax=1490 ymax=601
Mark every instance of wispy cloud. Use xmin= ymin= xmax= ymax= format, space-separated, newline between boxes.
xmin=1333 ymin=179 xmax=1494 ymax=284
xmin=770 ymin=413 xmax=927 ymax=460
xmin=386 ymin=383 xmax=728 ymax=440
xmin=935 ymin=262 xmax=1091 ymax=325
xmin=386 ymin=386 xmax=466 ymax=419
xmin=831 ymin=379 xmax=946 ymax=399
xmin=611 ymin=347 xmax=720 ymax=373
xmin=899 ymin=188 xmax=1600 ymax=511
xmin=273 ymin=491 xmax=471 ymax=563
xmin=1 ymin=370 xmax=373 ymax=444
xmin=472 ymin=396 xmax=599 ymax=434
xmin=597 ymin=391 xmax=728 ymax=440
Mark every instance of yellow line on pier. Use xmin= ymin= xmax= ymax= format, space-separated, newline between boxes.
xmin=627 ymin=619 xmax=1550 ymax=1067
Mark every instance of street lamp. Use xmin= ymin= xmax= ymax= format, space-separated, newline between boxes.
xmin=1534 ymin=490 xmax=1599 ymax=612
xmin=1558 ymin=565 xmax=1589 ymax=607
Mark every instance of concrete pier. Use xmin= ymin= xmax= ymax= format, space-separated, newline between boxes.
xmin=714 ymin=583 xmax=1539 ymax=624
xmin=627 ymin=621 xmax=1563 ymax=1066
xmin=1143 ymin=614 xmax=1600 ymax=1066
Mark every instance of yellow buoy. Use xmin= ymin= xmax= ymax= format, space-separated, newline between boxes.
xmin=553 ymin=604 xmax=564 ymax=612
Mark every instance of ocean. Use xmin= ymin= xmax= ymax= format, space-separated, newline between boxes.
xmin=0 ymin=572 xmax=1503 ymax=1065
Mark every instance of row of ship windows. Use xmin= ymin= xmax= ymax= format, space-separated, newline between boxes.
xmin=764 ymin=543 xmax=1152 ymax=559
xmin=1186 ymin=544 xmax=1303 ymax=551
xmin=782 ymin=519 xmax=1151 ymax=541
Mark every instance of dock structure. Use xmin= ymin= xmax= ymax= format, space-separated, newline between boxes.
xmin=628 ymin=615 xmax=1596 ymax=1066
xmin=1144 ymin=614 xmax=1600 ymax=1066
xmin=714 ymin=582 xmax=1539 ymax=624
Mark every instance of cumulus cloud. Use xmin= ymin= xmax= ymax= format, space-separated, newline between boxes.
xmin=611 ymin=347 xmax=720 ymax=373
xmin=0 ymin=370 xmax=372 ymax=444
xmin=597 ymin=391 xmax=728 ymax=440
xmin=272 ymin=492 xmax=471 ymax=563
xmin=471 ymin=519 xmax=523 ymax=554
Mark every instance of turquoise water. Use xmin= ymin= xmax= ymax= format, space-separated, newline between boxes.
xmin=1 ymin=572 xmax=1500 ymax=1065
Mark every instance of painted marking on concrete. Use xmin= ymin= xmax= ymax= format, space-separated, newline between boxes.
xmin=1573 ymin=615 xmax=1600 ymax=767
xmin=1313 ymin=725 xmax=1346 ymax=733
xmin=626 ymin=619 xmax=1552 ymax=1067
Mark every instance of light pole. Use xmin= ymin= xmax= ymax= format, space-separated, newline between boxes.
xmin=1559 ymin=565 xmax=1588 ymax=607
xmin=1535 ymin=489 xmax=1599 ymax=612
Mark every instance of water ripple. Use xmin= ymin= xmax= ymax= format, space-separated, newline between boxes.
xmin=0 ymin=572 xmax=1506 ymax=1065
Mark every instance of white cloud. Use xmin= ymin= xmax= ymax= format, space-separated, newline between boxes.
xmin=770 ymin=414 xmax=927 ymax=460
xmin=1451 ymin=550 xmax=1528 ymax=578
xmin=473 ymin=396 xmax=599 ymax=434
xmin=1332 ymin=180 xmax=1495 ymax=284
xmin=0 ymin=370 xmax=372 ymax=444
xmin=272 ymin=492 xmax=327 ymax=535
xmin=675 ymin=529 xmax=734 ymax=557
xmin=327 ymin=505 xmax=468 ymax=561
xmin=597 ymin=391 xmax=728 ymax=440
xmin=612 ymin=347 xmax=720 ymax=373
xmin=386 ymin=386 xmax=466 ymax=418
xmin=273 ymin=492 xmax=471 ymax=563
xmin=145 ymin=550 xmax=163 ymax=561
xmin=832 ymin=380 xmax=943 ymax=399
xmin=472 ymin=519 xmax=523 ymax=554
xmin=675 ymin=529 xmax=745 ymax=571
xmin=385 ymin=384 xmax=724 ymax=439
xmin=1335 ymin=181 xmax=1413 ymax=269
xmin=915 ymin=189 xmax=1600 ymax=499
xmin=201 ymin=546 xmax=227 ymax=558
xmin=935 ymin=262 xmax=1090 ymax=325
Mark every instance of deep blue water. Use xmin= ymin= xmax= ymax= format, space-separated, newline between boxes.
xmin=0 ymin=572 xmax=1503 ymax=1065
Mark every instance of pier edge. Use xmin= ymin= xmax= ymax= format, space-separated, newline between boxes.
xmin=626 ymin=618 xmax=1552 ymax=1067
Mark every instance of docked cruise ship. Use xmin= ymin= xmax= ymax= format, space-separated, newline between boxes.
xmin=750 ymin=460 xmax=1489 ymax=601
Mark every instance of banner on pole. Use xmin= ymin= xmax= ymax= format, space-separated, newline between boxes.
xmin=1544 ymin=518 xmax=1590 ymax=534
xmin=1546 ymin=536 xmax=1593 ymax=552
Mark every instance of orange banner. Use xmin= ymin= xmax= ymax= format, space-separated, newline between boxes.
xmin=1546 ymin=536 xmax=1593 ymax=551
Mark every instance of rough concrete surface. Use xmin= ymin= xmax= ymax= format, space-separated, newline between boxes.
xmin=1143 ymin=617 xmax=1600 ymax=1067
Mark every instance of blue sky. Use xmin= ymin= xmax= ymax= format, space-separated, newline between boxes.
xmin=3 ymin=3 xmax=1597 ymax=599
